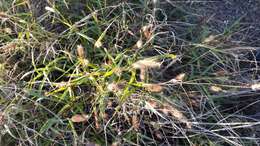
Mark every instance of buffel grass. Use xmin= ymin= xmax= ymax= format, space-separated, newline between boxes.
xmin=0 ymin=0 xmax=260 ymax=145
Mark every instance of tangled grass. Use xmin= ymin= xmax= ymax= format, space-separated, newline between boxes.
xmin=1 ymin=0 xmax=260 ymax=145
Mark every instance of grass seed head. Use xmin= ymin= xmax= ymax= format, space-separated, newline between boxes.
xmin=147 ymin=99 xmax=159 ymax=108
xmin=112 ymin=67 xmax=123 ymax=76
xmin=94 ymin=111 xmax=100 ymax=129
xmin=0 ymin=12 xmax=8 ymax=18
xmin=132 ymin=114 xmax=140 ymax=131
xmin=53 ymin=82 xmax=71 ymax=88
xmin=77 ymin=44 xmax=85 ymax=58
xmin=107 ymin=82 xmax=125 ymax=92
xmin=107 ymin=83 xmax=118 ymax=92
xmin=214 ymin=69 xmax=226 ymax=76
xmin=94 ymin=40 xmax=102 ymax=48
xmin=140 ymin=68 xmax=146 ymax=81
xmin=132 ymin=58 xmax=161 ymax=69
xmin=111 ymin=141 xmax=120 ymax=146
xmin=3 ymin=28 xmax=12 ymax=34
xmin=136 ymin=39 xmax=143 ymax=49
xmin=1 ymin=43 xmax=16 ymax=53
xmin=45 ymin=6 xmax=56 ymax=13
xmin=210 ymin=85 xmax=222 ymax=92
xmin=143 ymin=83 xmax=163 ymax=93
xmin=71 ymin=114 xmax=88 ymax=123
xmin=163 ymin=104 xmax=191 ymax=128
xmin=0 ymin=112 xmax=5 ymax=125
xmin=141 ymin=24 xmax=153 ymax=39
xmin=203 ymin=35 xmax=217 ymax=43
xmin=81 ymin=59 xmax=89 ymax=66
xmin=175 ymin=73 xmax=186 ymax=81
xmin=251 ymin=83 xmax=260 ymax=91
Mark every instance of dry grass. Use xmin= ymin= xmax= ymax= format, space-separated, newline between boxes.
xmin=0 ymin=0 xmax=260 ymax=145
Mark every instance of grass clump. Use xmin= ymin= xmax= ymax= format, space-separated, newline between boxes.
xmin=1 ymin=0 xmax=260 ymax=145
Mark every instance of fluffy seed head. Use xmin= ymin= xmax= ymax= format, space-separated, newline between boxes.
xmin=132 ymin=115 xmax=139 ymax=131
xmin=143 ymin=83 xmax=163 ymax=93
xmin=71 ymin=114 xmax=88 ymax=123
xmin=107 ymin=82 xmax=125 ymax=92
xmin=163 ymin=104 xmax=191 ymax=128
xmin=1 ymin=43 xmax=16 ymax=53
xmin=136 ymin=39 xmax=143 ymax=49
xmin=141 ymin=24 xmax=153 ymax=39
xmin=203 ymin=35 xmax=215 ymax=42
xmin=77 ymin=45 xmax=85 ymax=58
xmin=251 ymin=83 xmax=260 ymax=91
xmin=175 ymin=73 xmax=186 ymax=81
xmin=0 ymin=12 xmax=8 ymax=18
xmin=132 ymin=58 xmax=161 ymax=69
xmin=45 ymin=6 xmax=56 ymax=13
xmin=3 ymin=28 xmax=12 ymax=34
xmin=0 ymin=112 xmax=5 ymax=125
xmin=210 ymin=86 xmax=222 ymax=92
xmin=94 ymin=40 xmax=102 ymax=48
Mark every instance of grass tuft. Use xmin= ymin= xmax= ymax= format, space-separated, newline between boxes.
xmin=1 ymin=0 xmax=260 ymax=145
